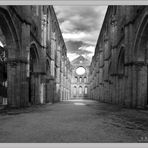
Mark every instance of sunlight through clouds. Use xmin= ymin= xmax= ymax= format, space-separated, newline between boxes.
xmin=67 ymin=53 xmax=80 ymax=61
xmin=54 ymin=6 xmax=108 ymax=61
xmin=63 ymin=32 xmax=86 ymax=40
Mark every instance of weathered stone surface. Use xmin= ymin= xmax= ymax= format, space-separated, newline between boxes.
xmin=0 ymin=6 xmax=71 ymax=108
xmin=89 ymin=6 xmax=148 ymax=109
xmin=71 ymin=56 xmax=90 ymax=99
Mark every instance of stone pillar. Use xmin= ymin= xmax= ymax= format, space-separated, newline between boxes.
xmin=33 ymin=73 xmax=41 ymax=104
xmin=135 ymin=64 xmax=147 ymax=108
xmin=45 ymin=78 xmax=50 ymax=103
xmin=7 ymin=61 xmax=20 ymax=108
xmin=7 ymin=59 xmax=29 ymax=108
xmin=7 ymin=23 xmax=30 ymax=108
xmin=124 ymin=66 xmax=132 ymax=107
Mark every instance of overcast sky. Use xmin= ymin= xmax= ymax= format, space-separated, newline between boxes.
xmin=54 ymin=6 xmax=108 ymax=62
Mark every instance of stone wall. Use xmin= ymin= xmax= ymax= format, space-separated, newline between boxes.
xmin=71 ymin=56 xmax=90 ymax=99
xmin=0 ymin=5 xmax=71 ymax=108
xmin=89 ymin=6 xmax=148 ymax=109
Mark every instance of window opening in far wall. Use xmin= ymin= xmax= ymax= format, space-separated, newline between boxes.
xmin=84 ymin=86 xmax=87 ymax=94
xmin=79 ymin=86 xmax=82 ymax=95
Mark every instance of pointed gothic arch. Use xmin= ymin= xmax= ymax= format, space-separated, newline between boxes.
xmin=0 ymin=7 xmax=21 ymax=106
xmin=29 ymin=43 xmax=39 ymax=104
xmin=133 ymin=13 xmax=148 ymax=62
xmin=132 ymin=13 xmax=148 ymax=107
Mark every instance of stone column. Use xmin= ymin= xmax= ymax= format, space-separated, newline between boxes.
xmin=7 ymin=23 xmax=31 ymax=108
xmin=134 ymin=64 xmax=147 ymax=108
xmin=124 ymin=66 xmax=132 ymax=107
xmin=7 ymin=58 xmax=29 ymax=108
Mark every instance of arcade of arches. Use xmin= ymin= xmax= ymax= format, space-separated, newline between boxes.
xmin=90 ymin=6 xmax=148 ymax=109
xmin=0 ymin=6 xmax=71 ymax=108
xmin=1 ymin=5 xmax=148 ymax=110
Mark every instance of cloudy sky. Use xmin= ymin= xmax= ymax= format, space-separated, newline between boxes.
xmin=54 ymin=6 xmax=108 ymax=62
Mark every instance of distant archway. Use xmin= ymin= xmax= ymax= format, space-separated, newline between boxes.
xmin=84 ymin=77 xmax=87 ymax=83
xmin=75 ymin=76 xmax=78 ymax=83
xmin=29 ymin=43 xmax=39 ymax=104
xmin=79 ymin=77 xmax=82 ymax=83
xmin=74 ymin=86 xmax=77 ymax=96
xmin=0 ymin=37 xmax=7 ymax=104
xmin=84 ymin=86 xmax=87 ymax=95
xmin=134 ymin=14 xmax=148 ymax=62
xmin=0 ymin=8 xmax=20 ymax=106
xmin=79 ymin=86 xmax=82 ymax=95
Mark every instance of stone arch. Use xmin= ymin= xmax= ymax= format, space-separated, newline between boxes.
xmin=73 ymin=86 xmax=77 ymax=96
xmin=79 ymin=76 xmax=82 ymax=83
xmin=133 ymin=12 xmax=148 ymax=61
xmin=0 ymin=8 xmax=21 ymax=58
xmin=30 ymin=42 xmax=39 ymax=59
xmin=0 ymin=8 xmax=21 ymax=107
xmin=132 ymin=13 xmax=148 ymax=108
xmin=0 ymin=29 xmax=7 ymax=104
xmin=75 ymin=76 xmax=78 ymax=83
xmin=30 ymin=43 xmax=39 ymax=72
xmin=29 ymin=43 xmax=40 ymax=104
xmin=79 ymin=86 xmax=82 ymax=95
xmin=84 ymin=86 xmax=88 ymax=95
xmin=84 ymin=76 xmax=87 ymax=83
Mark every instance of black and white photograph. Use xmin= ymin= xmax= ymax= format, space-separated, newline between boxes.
xmin=0 ymin=0 xmax=148 ymax=146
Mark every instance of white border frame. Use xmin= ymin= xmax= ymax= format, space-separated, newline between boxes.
xmin=0 ymin=1 xmax=148 ymax=148
xmin=1 ymin=143 xmax=148 ymax=148
xmin=0 ymin=0 xmax=148 ymax=5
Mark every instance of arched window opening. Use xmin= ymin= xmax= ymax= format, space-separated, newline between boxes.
xmin=79 ymin=86 xmax=82 ymax=95
xmin=133 ymin=16 xmax=148 ymax=106
xmin=137 ymin=22 xmax=148 ymax=62
xmin=84 ymin=77 xmax=87 ymax=83
xmin=74 ymin=86 xmax=77 ymax=96
xmin=0 ymin=11 xmax=21 ymax=107
xmin=0 ymin=28 xmax=7 ymax=105
xmin=75 ymin=76 xmax=78 ymax=83
xmin=79 ymin=77 xmax=82 ymax=83
xmin=30 ymin=44 xmax=38 ymax=73
xmin=29 ymin=44 xmax=38 ymax=103
xmin=84 ymin=86 xmax=87 ymax=95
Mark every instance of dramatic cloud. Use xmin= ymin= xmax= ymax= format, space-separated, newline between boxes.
xmin=66 ymin=40 xmax=92 ymax=54
xmin=67 ymin=53 xmax=79 ymax=62
xmin=54 ymin=6 xmax=107 ymax=61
